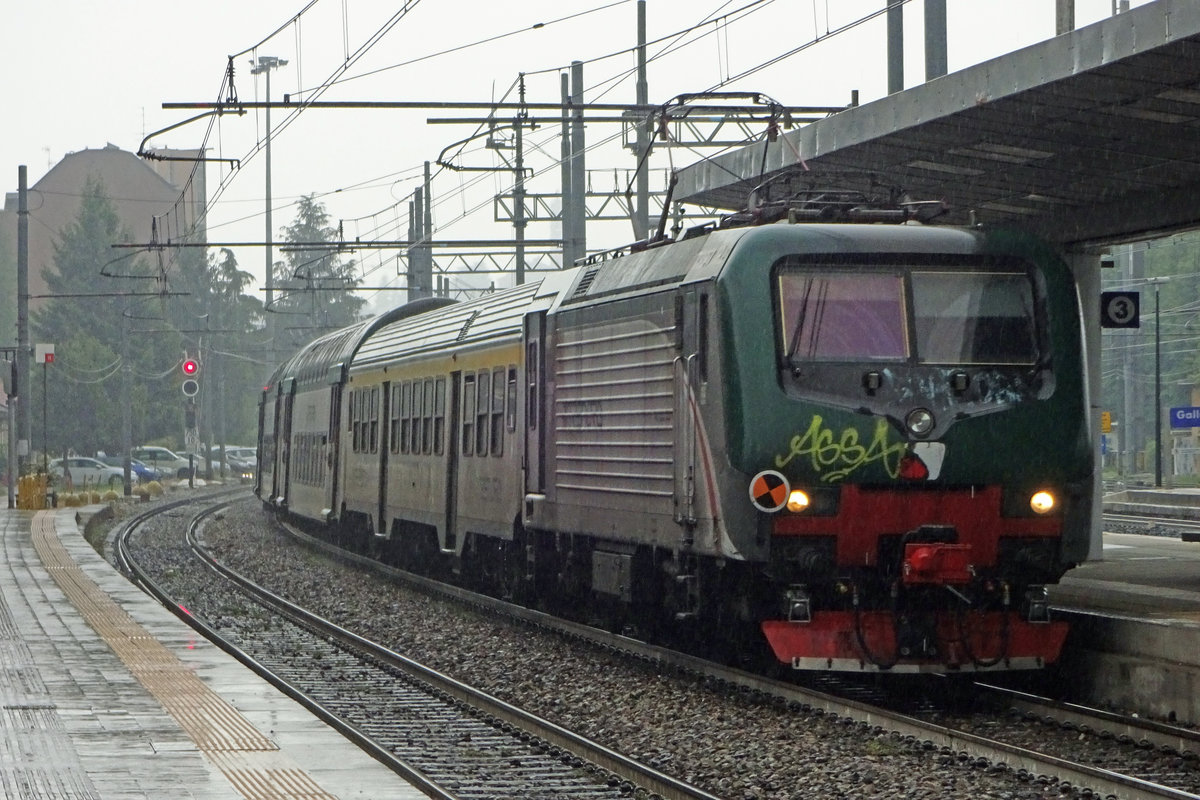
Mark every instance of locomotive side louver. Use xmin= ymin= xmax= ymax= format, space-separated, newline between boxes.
xmin=570 ymin=266 xmax=602 ymax=299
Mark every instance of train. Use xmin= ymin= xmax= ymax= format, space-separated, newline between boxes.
xmin=257 ymin=199 xmax=1094 ymax=673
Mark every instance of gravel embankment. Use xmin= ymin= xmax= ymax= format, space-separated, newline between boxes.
xmin=114 ymin=495 xmax=1091 ymax=800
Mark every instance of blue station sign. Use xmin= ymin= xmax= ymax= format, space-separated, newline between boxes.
xmin=1169 ymin=407 xmax=1200 ymax=429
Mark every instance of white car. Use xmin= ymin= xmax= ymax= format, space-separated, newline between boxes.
xmin=49 ymin=457 xmax=137 ymax=489
xmin=130 ymin=446 xmax=196 ymax=479
xmin=212 ymin=445 xmax=258 ymax=476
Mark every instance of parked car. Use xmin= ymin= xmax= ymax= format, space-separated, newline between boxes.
xmin=98 ymin=455 xmax=162 ymax=483
xmin=211 ymin=445 xmax=258 ymax=477
xmin=185 ymin=450 xmax=223 ymax=477
xmin=48 ymin=457 xmax=137 ymax=489
xmin=130 ymin=446 xmax=196 ymax=479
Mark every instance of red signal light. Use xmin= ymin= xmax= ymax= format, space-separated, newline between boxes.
xmin=182 ymin=359 xmax=199 ymax=376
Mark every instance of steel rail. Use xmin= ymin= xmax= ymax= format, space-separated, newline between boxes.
xmin=273 ymin=516 xmax=1200 ymax=800
xmin=193 ymin=515 xmax=724 ymax=800
xmin=114 ymin=496 xmax=461 ymax=800
xmin=1104 ymin=512 xmax=1200 ymax=537
xmin=977 ymin=682 xmax=1200 ymax=757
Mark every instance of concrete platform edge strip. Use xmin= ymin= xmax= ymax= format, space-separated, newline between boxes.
xmin=30 ymin=510 xmax=338 ymax=800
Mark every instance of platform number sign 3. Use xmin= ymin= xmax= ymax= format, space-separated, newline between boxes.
xmin=1100 ymin=291 xmax=1140 ymax=329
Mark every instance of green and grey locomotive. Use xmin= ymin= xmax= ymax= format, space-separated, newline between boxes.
xmin=259 ymin=212 xmax=1092 ymax=673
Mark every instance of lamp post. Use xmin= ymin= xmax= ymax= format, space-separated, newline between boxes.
xmin=250 ymin=55 xmax=288 ymax=365
xmin=1147 ymin=277 xmax=1170 ymax=487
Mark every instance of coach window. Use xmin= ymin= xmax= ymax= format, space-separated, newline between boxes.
xmin=356 ymin=389 xmax=364 ymax=453
xmin=462 ymin=374 xmax=476 ymax=456
xmin=399 ymin=382 xmax=411 ymax=454
xmin=422 ymin=378 xmax=435 ymax=454
xmin=491 ymin=366 xmax=505 ymax=455
xmin=368 ymin=387 xmax=379 ymax=453
xmin=434 ymin=377 xmax=446 ymax=455
xmin=390 ymin=385 xmax=402 ymax=454
xmin=313 ymin=434 xmax=320 ymax=482
xmin=410 ymin=379 xmax=422 ymax=455
xmin=318 ymin=434 xmax=327 ymax=484
xmin=506 ymin=366 xmax=518 ymax=433
xmin=476 ymin=370 xmax=491 ymax=456
xmin=526 ymin=342 xmax=538 ymax=430
xmin=350 ymin=390 xmax=362 ymax=452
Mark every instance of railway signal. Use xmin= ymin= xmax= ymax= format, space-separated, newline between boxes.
xmin=181 ymin=356 xmax=200 ymax=397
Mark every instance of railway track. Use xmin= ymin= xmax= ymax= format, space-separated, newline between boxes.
xmin=265 ymin=504 xmax=1200 ymax=800
xmin=1104 ymin=512 xmax=1200 ymax=541
xmin=114 ymin=496 xmax=720 ymax=800
xmin=108 ymin=494 xmax=1200 ymax=800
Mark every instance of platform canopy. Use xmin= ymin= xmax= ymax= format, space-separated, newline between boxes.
xmin=674 ymin=0 xmax=1200 ymax=249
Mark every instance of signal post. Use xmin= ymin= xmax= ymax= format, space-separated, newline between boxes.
xmin=182 ymin=356 xmax=200 ymax=484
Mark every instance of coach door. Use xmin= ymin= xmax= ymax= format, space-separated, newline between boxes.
xmin=327 ymin=381 xmax=343 ymax=519
xmin=443 ymin=371 xmax=462 ymax=553
xmin=277 ymin=378 xmax=295 ymax=507
xmin=523 ymin=311 xmax=547 ymax=495
xmin=673 ymin=289 xmax=705 ymax=532
xmin=376 ymin=380 xmax=391 ymax=535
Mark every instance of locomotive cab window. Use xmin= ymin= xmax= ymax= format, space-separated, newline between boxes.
xmin=777 ymin=261 xmax=1040 ymax=366
xmin=911 ymin=272 xmax=1037 ymax=365
xmin=781 ymin=273 xmax=908 ymax=361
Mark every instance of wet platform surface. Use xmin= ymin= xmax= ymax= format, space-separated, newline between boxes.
xmin=1052 ymin=530 xmax=1200 ymax=620
xmin=0 ymin=505 xmax=427 ymax=799
xmin=8 ymin=493 xmax=1200 ymax=796
xmin=1047 ymin=495 xmax=1200 ymax=726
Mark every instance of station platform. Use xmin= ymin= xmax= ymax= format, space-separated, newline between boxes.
xmin=1102 ymin=485 xmax=1200 ymax=527
xmin=1052 ymin=530 xmax=1200 ymax=619
xmin=1044 ymin=493 xmax=1200 ymax=727
xmin=0 ymin=504 xmax=426 ymax=800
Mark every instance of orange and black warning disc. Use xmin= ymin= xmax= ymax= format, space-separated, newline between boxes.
xmin=749 ymin=469 xmax=790 ymax=513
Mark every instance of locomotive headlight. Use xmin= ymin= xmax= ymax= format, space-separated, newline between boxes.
xmin=786 ymin=489 xmax=811 ymax=513
xmin=905 ymin=407 xmax=935 ymax=438
xmin=1029 ymin=490 xmax=1056 ymax=515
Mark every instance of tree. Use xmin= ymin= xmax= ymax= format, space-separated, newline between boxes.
xmin=163 ymin=240 xmax=268 ymax=450
xmin=272 ymin=194 xmax=365 ymax=356
xmin=200 ymin=247 xmax=266 ymax=445
xmin=30 ymin=177 xmax=164 ymax=454
xmin=30 ymin=176 xmax=205 ymax=456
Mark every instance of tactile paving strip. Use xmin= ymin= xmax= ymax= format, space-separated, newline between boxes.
xmin=31 ymin=512 xmax=337 ymax=800
xmin=1 ymin=587 xmax=101 ymax=800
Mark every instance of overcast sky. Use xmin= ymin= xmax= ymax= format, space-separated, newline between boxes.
xmin=2 ymin=0 xmax=1153 ymax=304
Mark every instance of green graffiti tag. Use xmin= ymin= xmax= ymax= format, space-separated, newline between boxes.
xmin=774 ymin=415 xmax=908 ymax=482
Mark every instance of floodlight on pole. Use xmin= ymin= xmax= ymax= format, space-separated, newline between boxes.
xmin=250 ymin=55 xmax=289 ymax=366
xmin=1146 ymin=276 xmax=1170 ymax=487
